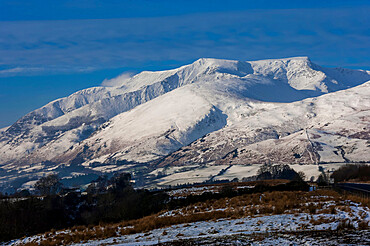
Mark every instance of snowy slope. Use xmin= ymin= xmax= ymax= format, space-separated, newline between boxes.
xmin=0 ymin=57 xmax=369 ymax=191
xmin=49 ymin=62 xmax=370 ymax=167
xmin=249 ymin=57 xmax=370 ymax=92
xmin=160 ymin=81 xmax=370 ymax=166
xmin=53 ymin=86 xmax=227 ymax=164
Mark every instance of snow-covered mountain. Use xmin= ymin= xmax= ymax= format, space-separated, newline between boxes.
xmin=0 ymin=57 xmax=369 ymax=191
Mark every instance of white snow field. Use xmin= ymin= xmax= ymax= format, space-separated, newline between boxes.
xmin=0 ymin=57 xmax=369 ymax=191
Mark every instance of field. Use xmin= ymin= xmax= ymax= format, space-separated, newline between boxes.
xmin=7 ymin=185 xmax=370 ymax=246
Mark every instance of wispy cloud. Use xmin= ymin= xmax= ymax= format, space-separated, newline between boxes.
xmin=0 ymin=65 xmax=97 ymax=77
xmin=101 ymin=71 xmax=136 ymax=87
xmin=0 ymin=67 xmax=44 ymax=75
xmin=0 ymin=7 xmax=369 ymax=77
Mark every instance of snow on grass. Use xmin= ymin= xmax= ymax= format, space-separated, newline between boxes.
xmin=290 ymin=163 xmax=347 ymax=181
xmin=214 ymin=164 xmax=261 ymax=181
xmin=18 ymin=164 xmax=45 ymax=173
xmin=157 ymin=165 xmax=229 ymax=186
xmin=148 ymin=165 xmax=199 ymax=176
xmin=8 ymin=191 xmax=370 ymax=246
xmin=151 ymin=163 xmax=345 ymax=188
xmin=71 ymin=206 xmax=369 ymax=245
xmin=91 ymin=165 xmax=118 ymax=172
xmin=20 ymin=180 xmax=38 ymax=190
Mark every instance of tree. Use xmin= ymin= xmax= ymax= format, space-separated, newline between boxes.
xmin=316 ymin=173 xmax=328 ymax=186
xmin=297 ymin=171 xmax=306 ymax=181
xmin=257 ymin=164 xmax=300 ymax=180
xmin=14 ymin=189 xmax=31 ymax=197
xmin=257 ymin=163 xmax=272 ymax=176
xmin=331 ymin=164 xmax=370 ymax=183
xmin=34 ymin=174 xmax=63 ymax=196
xmin=86 ymin=175 xmax=109 ymax=194
xmin=110 ymin=172 xmax=132 ymax=191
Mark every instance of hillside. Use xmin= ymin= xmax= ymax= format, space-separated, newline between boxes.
xmin=8 ymin=187 xmax=370 ymax=246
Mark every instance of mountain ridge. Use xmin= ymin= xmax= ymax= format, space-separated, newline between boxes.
xmin=0 ymin=57 xmax=369 ymax=192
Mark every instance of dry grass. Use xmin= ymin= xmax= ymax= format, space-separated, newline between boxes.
xmin=336 ymin=219 xmax=355 ymax=230
xmin=358 ymin=220 xmax=369 ymax=230
xmin=310 ymin=216 xmax=335 ymax=225
xmin=18 ymin=189 xmax=369 ymax=246
xmin=345 ymin=193 xmax=370 ymax=207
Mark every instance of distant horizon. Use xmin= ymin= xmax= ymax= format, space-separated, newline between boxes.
xmin=0 ymin=0 xmax=369 ymax=127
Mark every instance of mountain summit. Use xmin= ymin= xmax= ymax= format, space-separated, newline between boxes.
xmin=1 ymin=57 xmax=369 ymax=192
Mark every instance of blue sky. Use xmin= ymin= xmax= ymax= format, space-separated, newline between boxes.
xmin=0 ymin=0 xmax=369 ymax=127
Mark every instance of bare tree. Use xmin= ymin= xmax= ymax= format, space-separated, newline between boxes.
xmin=298 ymin=171 xmax=306 ymax=181
xmin=34 ymin=174 xmax=63 ymax=195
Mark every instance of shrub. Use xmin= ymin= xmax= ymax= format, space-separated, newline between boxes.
xmin=337 ymin=220 xmax=355 ymax=230
xmin=358 ymin=220 xmax=369 ymax=230
xmin=331 ymin=164 xmax=370 ymax=182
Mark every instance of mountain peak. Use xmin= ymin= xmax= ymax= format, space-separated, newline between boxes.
xmin=260 ymin=56 xmax=310 ymax=61
xmin=195 ymin=56 xmax=310 ymax=64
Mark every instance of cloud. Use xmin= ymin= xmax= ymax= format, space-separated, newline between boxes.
xmin=101 ymin=71 xmax=136 ymax=87
xmin=0 ymin=67 xmax=44 ymax=76
xmin=0 ymin=66 xmax=97 ymax=77
xmin=0 ymin=7 xmax=369 ymax=77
